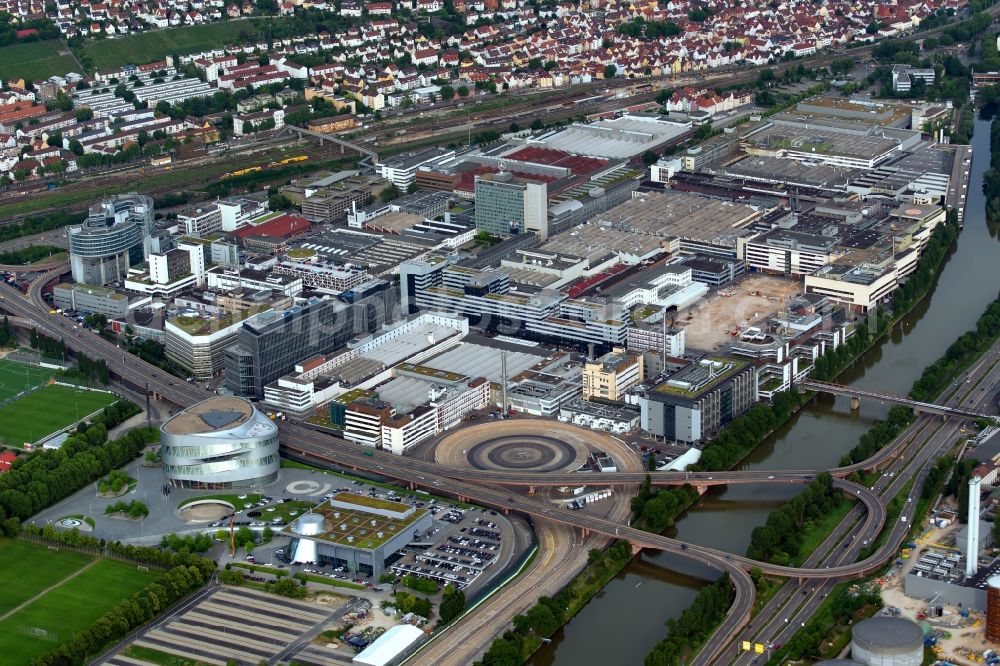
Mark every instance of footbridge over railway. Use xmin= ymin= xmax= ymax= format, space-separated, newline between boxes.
xmin=799 ymin=379 xmax=996 ymax=420
xmin=278 ymin=125 xmax=378 ymax=170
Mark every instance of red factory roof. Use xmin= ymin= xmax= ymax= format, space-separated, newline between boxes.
xmin=234 ymin=213 xmax=311 ymax=240
xmin=456 ymin=166 xmax=558 ymax=193
xmin=505 ymin=146 xmax=609 ymax=177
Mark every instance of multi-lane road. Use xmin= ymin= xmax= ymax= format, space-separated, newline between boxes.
xmin=6 ymin=269 xmax=997 ymax=663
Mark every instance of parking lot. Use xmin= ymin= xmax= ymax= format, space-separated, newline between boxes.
xmin=390 ymin=506 xmax=512 ymax=593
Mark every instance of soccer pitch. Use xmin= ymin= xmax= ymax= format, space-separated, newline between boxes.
xmin=0 ymin=541 xmax=160 ymax=664
xmin=0 ymin=385 xmax=118 ymax=446
xmin=0 ymin=359 xmax=54 ymax=402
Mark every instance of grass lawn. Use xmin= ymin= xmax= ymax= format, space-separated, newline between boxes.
xmin=789 ymin=496 xmax=858 ymax=567
xmin=0 ymin=385 xmax=118 ymax=446
xmin=179 ymin=492 xmax=262 ymax=510
xmin=262 ymin=499 xmax=314 ymax=522
xmin=0 ymin=540 xmax=94 ymax=617
xmin=0 ymin=41 xmax=78 ymax=81
xmin=294 ymin=572 xmax=366 ymax=590
xmin=123 ymin=644 xmax=216 ymax=666
xmin=0 ymin=359 xmax=54 ymax=402
xmin=0 ymin=557 xmax=161 ymax=663
xmin=84 ymin=21 xmax=258 ymax=69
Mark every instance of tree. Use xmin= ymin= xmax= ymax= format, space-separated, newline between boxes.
xmin=380 ymin=184 xmax=400 ymax=202
xmin=440 ymin=584 xmax=465 ymax=623
xmin=268 ymin=193 xmax=293 ymax=210
xmin=603 ymin=64 xmax=617 ymax=79
xmin=457 ymin=85 xmax=470 ymax=98
xmin=440 ymin=84 xmax=455 ymax=100
xmin=75 ymin=107 xmax=94 ymax=122
xmin=642 ymin=150 xmax=659 ymax=166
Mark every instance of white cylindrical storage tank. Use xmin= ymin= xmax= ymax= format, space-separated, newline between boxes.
xmin=816 ymin=660 xmax=866 ymax=666
xmin=851 ymin=617 xmax=924 ymax=666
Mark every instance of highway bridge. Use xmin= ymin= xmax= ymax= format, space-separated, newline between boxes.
xmin=800 ymin=378 xmax=996 ymax=420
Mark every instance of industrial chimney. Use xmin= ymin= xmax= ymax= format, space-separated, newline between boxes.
xmin=967 ymin=475 xmax=982 ymax=577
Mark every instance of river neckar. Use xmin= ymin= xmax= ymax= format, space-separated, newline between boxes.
xmin=528 ymin=117 xmax=1000 ymax=666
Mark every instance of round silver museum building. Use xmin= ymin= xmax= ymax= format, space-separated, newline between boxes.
xmin=161 ymin=396 xmax=279 ymax=489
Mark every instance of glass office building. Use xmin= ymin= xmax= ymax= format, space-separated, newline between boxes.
xmin=161 ymin=396 xmax=279 ymax=489
xmin=69 ymin=193 xmax=154 ymax=285
xmin=224 ymin=297 xmax=356 ymax=399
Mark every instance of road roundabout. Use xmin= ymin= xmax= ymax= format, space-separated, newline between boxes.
xmin=433 ymin=419 xmax=637 ymax=474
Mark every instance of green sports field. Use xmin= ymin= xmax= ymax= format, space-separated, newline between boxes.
xmin=0 ymin=40 xmax=79 ymax=81
xmin=0 ymin=540 xmax=94 ymax=616
xmin=0 ymin=384 xmax=118 ymax=446
xmin=0 ymin=541 xmax=160 ymax=664
xmin=84 ymin=21 xmax=258 ymax=69
xmin=0 ymin=359 xmax=54 ymax=402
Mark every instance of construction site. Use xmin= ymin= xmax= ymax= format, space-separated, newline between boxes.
xmin=677 ymin=273 xmax=803 ymax=351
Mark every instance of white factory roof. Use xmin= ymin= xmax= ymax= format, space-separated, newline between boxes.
xmin=531 ymin=114 xmax=691 ymax=159
xmin=375 ymin=375 xmax=443 ymax=410
xmin=423 ymin=343 xmax=542 ymax=382
xmin=353 ymin=624 xmax=425 ymax=666
xmin=361 ymin=322 xmax=461 ymax=366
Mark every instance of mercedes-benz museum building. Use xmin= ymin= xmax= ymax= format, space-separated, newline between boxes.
xmin=161 ymin=396 xmax=279 ymax=489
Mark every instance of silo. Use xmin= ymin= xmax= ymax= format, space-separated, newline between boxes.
xmin=987 ymin=575 xmax=1000 ymax=643
xmin=851 ymin=616 xmax=924 ymax=666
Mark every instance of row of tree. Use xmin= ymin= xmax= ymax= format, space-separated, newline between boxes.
xmin=984 ymin=117 xmax=1000 ymax=223
xmin=911 ymin=290 xmax=1000 ymax=400
xmin=894 ymin=212 xmax=960 ymax=318
xmin=474 ymin=542 xmax=633 ymax=666
xmin=439 ymin=584 xmax=466 ymax=623
xmin=76 ymin=352 xmax=110 ymax=384
xmin=0 ymin=402 xmax=148 ymax=523
xmin=28 ymin=542 xmax=215 ymax=665
xmin=643 ymin=574 xmax=735 ymax=666
xmin=161 ymin=531 xmax=215 ymax=553
xmin=810 ymin=311 xmax=888 ymax=382
xmin=0 ymin=245 xmax=61 ymax=266
xmin=745 ymin=473 xmax=839 ymax=565
xmin=840 ymin=405 xmax=915 ymax=467
xmin=691 ymin=390 xmax=804 ymax=471
xmin=29 ymin=327 xmax=66 ymax=360
xmin=631 ymin=477 xmax=699 ymax=534
xmin=0 ymin=316 xmax=13 ymax=348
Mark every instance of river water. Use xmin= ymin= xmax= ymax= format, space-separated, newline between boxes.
xmin=529 ymin=118 xmax=1000 ymax=666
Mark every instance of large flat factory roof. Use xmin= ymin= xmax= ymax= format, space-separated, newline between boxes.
xmin=531 ymin=115 xmax=691 ymax=159
xmin=421 ymin=342 xmax=544 ymax=384
xmin=361 ymin=322 xmax=463 ymax=366
xmin=724 ymin=155 xmax=858 ymax=189
xmin=536 ymin=226 xmax=665 ymax=264
xmin=747 ymin=121 xmax=900 ymax=160
xmin=593 ymin=190 xmax=760 ymax=243
xmin=295 ymin=229 xmax=429 ymax=275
